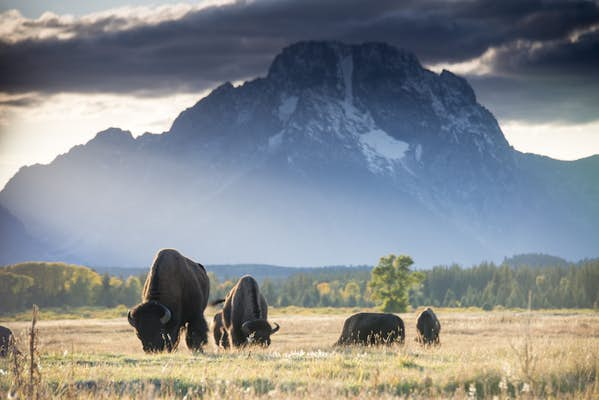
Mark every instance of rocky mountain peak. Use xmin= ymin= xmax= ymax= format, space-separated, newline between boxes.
xmin=440 ymin=69 xmax=476 ymax=104
xmin=267 ymin=41 xmax=421 ymax=92
xmin=90 ymin=127 xmax=134 ymax=146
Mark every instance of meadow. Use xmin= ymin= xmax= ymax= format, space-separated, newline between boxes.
xmin=1 ymin=307 xmax=598 ymax=399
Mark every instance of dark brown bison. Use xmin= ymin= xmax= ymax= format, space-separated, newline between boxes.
xmin=335 ymin=312 xmax=405 ymax=346
xmin=416 ymin=307 xmax=441 ymax=346
xmin=0 ymin=325 xmax=14 ymax=357
xmin=128 ymin=249 xmax=210 ymax=353
xmin=212 ymin=311 xmax=229 ymax=348
xmin=214 ymin=275 xmax=279 ymax=348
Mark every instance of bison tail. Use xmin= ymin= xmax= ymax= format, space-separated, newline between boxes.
xmin=210 ymin=298 xmax=226 ymax=306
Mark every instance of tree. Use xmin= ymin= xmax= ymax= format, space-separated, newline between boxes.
xmin=443 ymin=288 xmax=458 ymax=307
xmin=96 ymin=273 xmax=118 ymax=307
xmin=0 ymin=271 xmax=33 ymax=311
xmin=368 ymin=254 xmax=421 ymax=312
xmin=261 ymin=279 xmax=277 ymax=305
xmin=342 ymin=281 xmax=361 ymax=306
xmin=120 ymin=276 xmax=142 ymax=306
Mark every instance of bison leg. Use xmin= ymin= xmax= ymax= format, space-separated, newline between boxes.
xmin=220 ymin=329 xmax=230 ymax=349
xmin=186 ymin=317 xmax=208 ymax=352
xmin=213 ymin=326 xmax=223 ymax=349
xmin=212 ymin=325 xmax=230 ymax=349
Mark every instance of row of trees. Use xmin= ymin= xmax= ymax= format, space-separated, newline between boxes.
xmin=413 ymin=260 xmax=599 ymax=309
xmin=0 ymin=262 xmax=143 ymax=312
xmin=209 ymin=270 xmax=375 ymax=308
xmin=1 ymin=257 xmax=598 ymax=314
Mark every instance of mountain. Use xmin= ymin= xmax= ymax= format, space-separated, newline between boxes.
xmin=1 ymin=41 xmax=598 ymax=268
xmin=0 ymin=204 xmax=49 ymax=263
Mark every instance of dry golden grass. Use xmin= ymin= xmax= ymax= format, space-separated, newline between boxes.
xmin=1 ymin=307 xmax=598 ymax=399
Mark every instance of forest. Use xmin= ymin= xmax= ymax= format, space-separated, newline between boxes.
xmin=1 ymin=254 xmax=598 ymax=313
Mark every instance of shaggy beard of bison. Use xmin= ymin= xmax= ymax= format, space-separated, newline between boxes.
xmin=136 ymin=320 xmax=173 ymax=353
xmin=242 ymin=319 xmax=279 ymax=347
xmin=246 ymin=329 xmax=271 ymax=347
xmin=129 ymin=302 xmax=175 ymax=353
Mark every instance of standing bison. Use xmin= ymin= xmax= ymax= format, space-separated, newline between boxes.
xmin=335 ymin=313 xmax=405 ymax=346
xmin=0 ymin=325 xmax=15 ymax=357
xmin=128 ymin=249 xmax=210 ymax=353
xmin=416 ymin=307 xmax=441 ymax=346
xmin=214 ymin=275 xmax=279 ymax=348
xmin=212 ymin=311 xmax=229 ymax=349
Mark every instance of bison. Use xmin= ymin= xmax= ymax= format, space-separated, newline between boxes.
xmin=213 ymin=275 xmax=279 ymax=348
xmin=335 ymin=312 xmax=405 ymax=346
xmin=212 ymin=311 xmax=229 ymax=349
xmin=0 ymin=325 xmax=14 ymax=357
xmin=416 ymin=307 xmax=441 ymax=346
xmin=128 ymin=249 xmax=210 ymax=353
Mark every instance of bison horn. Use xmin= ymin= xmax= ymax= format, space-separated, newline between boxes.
xmin=127 ymin=310 xmax=135 ymax=327
xmin=159 ymin=305 xmax=172 ymax=325
xmin=270 ymin=322 xmax=280 ymax=334
xmin=241 ymin=321 xmax=252 ymax=335
xmin=210 ymin=298 xmax=226 ymax=306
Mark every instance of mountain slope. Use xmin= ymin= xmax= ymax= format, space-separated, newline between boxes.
xmin=1 ymin=41 xmax=597 ymax=267
xmin=0 ymin=204 xmax=48 ymax=263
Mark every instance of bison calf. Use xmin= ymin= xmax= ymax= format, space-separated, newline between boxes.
xmin=212 ymin=311 xmax=230 ymax=349
xmin=128 ymin=249 xmax=210 ymax=353
xmin=416 ymin=307 xmax=441 ymax=346
xmin=215 ymin=275 xmax=279 ymax=348
xmin=336 ymin=312 xmax=405 ymax=346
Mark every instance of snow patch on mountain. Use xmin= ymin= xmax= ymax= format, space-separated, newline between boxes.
xmin=359 ymin=129 xmax=409 ymax=173
xmin=415 ymin=143 xmax=423 ymax=162
xmin=278 ymin=95 xmax=298 ymax=122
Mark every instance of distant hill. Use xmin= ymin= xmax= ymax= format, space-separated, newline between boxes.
xmin=502 ymin=253 xmax=570 ymax=268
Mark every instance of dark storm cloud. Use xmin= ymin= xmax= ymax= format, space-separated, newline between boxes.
xmin=490 ymin=30 xmax=599 ymax=77
xmin=470 ymin=75 xmax=599 ymax=124
xmin=466 ymin=27 xmax=599 ymax=124
xmin=1 ymin=0 xmax=598 ymax=125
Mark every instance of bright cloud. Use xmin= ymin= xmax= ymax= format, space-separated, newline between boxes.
xmin=0 ymin=91 xmax=207 ymax=189
xmin=0 ymin=1 xmax=235 ymax=43
xmin=501 ymin=120 xmax=599 ymax=160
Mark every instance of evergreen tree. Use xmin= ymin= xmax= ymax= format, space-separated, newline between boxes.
xmin=443 ymin=288 xmax=458 ymax=307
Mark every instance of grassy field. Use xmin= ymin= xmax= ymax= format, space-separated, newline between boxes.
xmin=1 ymin=307 xmax=598 ymax=399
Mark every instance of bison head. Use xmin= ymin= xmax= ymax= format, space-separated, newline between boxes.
xmin=128 ymin=301 xmax=172 ymax=353
xmin=241 ymin=320 xmax=280 ymax=347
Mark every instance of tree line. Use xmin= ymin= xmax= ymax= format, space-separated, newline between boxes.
xmin=0 ymin=262 xmax=143 ymax=312
xmin=1 ymin=256 xmax=598 ymax=314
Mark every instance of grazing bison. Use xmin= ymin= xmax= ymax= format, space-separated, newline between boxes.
xmin=214 ymin=275 xmax=279 ymax=348
xmin=416 ymin=307 xmax=441 ymax=346
xmin=335 ymin=313 xmax=405 ymax=346
xmin=212 ymin=311 xmax=229 ymax=349
xmin=0 ymin=325 xmax=14 ymax=357
xmin=128 ymin=249 xmax=210 ymax=353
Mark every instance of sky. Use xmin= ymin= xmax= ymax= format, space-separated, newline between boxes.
xmin=1 ymin=0 xmax=598 ymax=188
